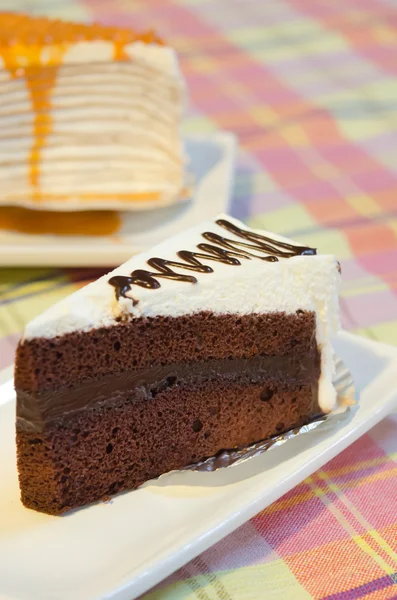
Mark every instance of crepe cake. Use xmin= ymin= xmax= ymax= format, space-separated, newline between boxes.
xmin=0 ymin=13 xmax=186 ymax=211
xmin=15 ymin=214 xmax=341 ymax=514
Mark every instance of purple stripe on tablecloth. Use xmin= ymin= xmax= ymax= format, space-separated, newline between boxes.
xmin=285 ymin=179 xmax=345 ymax=203
xmin=341 ymin=290 xmax=397 ymax=328
xmin=369 ymin=414 xmax=397 ymax=456
xmin=322 ymin=573 xmax=397 ymax=600
xmin=252 ymin=190 xmax=295 ymax=213
xmin=200 ymin=521 xmax=278 ymax=571
xmin=329 ymin=460 xmax=396 ymax=488
xmin=360 ymin=251 xmax=397 ymax=278
xmin=339 ymin=258 xmax=379 ymax=282
xmin=351 ymin=169 xmax=397 ymax=194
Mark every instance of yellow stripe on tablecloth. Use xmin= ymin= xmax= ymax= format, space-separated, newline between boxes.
xmin=347 ymin=195 xmax=383 ymax=217
xmin=281 ymin=123 xmax=311 ymax=148
xmin=144 ymin=562 xmax=312 ymax=600
xmin=2 ymin=0 xmax=89 ymax=19
xmin=370 ymin=530 xmax=397 ymax=564
xmin=388 ymin=220 xmax=397 ymax=238
xmin=229 ymin=21 xmax=349 ymax=61
xmin=314 ymin=470 xmax=397 ymax=573
xmin=263 ymin=489 xmax=316 ymax=514
xmin=374 ymin=24 xmax=397 ymax=45
xmin=318 ymin=466 xmax=397 ymax=493
xmin=2 ymin=278 xmax=63 ymax=305
xmin=318 ymin=455 xmax=397 ymax=479
xmin=262 ymin=463 xmax=397 ymax=518
xmin=246 ymin=172 xmax=281 ymax=195
xmin=318 ymin=81 xmax=397 ymax=145
xmin=183 ymin=117 xmax=218 ymax=135
xmin=0 ymin=282 xmax=79 ymax=337
xmin=189 ymin=55 xmax=218 ymax=73
xmin=248 ymin=206 xmax=316 ymax=236
xmin=353 ymin=322 xmax=397 ymax=345
xmin=341 ymin=281 xmax=390 ymax=298
xmin=250 ymin=105 xmax=279 ymax=127
xmin=292 ymin=230 xmax=352 ymax=259
xmin=353 ymin=536 xmax=396 ymax=575
xmin=249 ymin=209 xmax=353 ymax=258
xmin=355 ymin=465 xmax=397 ymax=487
xmin=335 ymin=112 xmax=397 ymax=144
xmin=0 ymin=268 xmax=53 ymax=287
xmin=305 ymin=477 xmax=392 ymax=573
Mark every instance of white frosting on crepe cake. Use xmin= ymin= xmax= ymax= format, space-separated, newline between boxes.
xmin=0 ymin=14 xmax=186 ymax=210
xmin=24 ymin=214 xmax=342 ymax=412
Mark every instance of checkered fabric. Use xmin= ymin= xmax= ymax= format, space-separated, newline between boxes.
xmin=0 ymin=1 xmax=396 ymax=598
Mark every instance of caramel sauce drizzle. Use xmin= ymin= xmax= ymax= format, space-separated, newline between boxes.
xmin=0 ymin=206 xmax=121 ymax=236
xmin=0 ymin=13 xmax=162 ymax=207
xmin=109 ymin=219 xmax=316 ymax=299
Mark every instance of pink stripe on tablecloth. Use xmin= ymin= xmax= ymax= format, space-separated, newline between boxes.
xmin=369 ymin=414 xmax=397 ymax=456
xmin=359 ymin=251 xmax=397 ymax=282
xmin=343 ymin=476 xmax=397 ymax=530
xmin=326 ymin=434 xmax=390 ymax=471
xmin=252 ymin=494 xmax=351 ymax=555
xmin=199 ymin=520 xmax=278 ymax=570
xmin=83 ymin=0 xmax=394 ymax=170
xmin=289 ymin=0 xmax=397 ymax=77
xmin=0 ymin=334 xmax=19 ymax=370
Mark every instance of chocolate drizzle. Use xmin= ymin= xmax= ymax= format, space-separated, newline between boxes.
xmin=109 ymin=219 xmax=316 ymax=299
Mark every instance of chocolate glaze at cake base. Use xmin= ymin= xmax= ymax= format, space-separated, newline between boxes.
xmin=15 ymin=310 xmax=322 ymax=515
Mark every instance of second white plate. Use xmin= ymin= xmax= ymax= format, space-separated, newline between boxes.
xmin=0 ymin=132 xmax=236 ymax=267
xmin=0 ymin=331 xmax=396 ymax=600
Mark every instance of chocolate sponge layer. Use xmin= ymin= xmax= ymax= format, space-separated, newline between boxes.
xmin=15 ymin=310 xmax=321 ymax=515
xmin=15 ymin=311 xmax=317 ymax=392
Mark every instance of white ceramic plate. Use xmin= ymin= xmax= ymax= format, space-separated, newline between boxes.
xmin=0 ymin=331 xmax=396 ymax=600
xmin=0 ymin=132 xmax=236 ymax=267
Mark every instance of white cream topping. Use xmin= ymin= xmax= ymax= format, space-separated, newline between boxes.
xmin=24 ymin=215 xmax=341 ymax=412
xmin=0 ymin=41 xmax=186 ymax=209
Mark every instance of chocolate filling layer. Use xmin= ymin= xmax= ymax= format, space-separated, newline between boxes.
xmin=17 ymin=351 xmax=320 ymax=431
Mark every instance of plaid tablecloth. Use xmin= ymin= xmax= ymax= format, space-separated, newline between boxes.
xmin=1 ymin=1 xmax=397 ymax=598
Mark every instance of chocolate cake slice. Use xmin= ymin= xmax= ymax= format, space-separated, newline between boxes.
xmin=15 ymin=215 xmax=341 ymax=515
